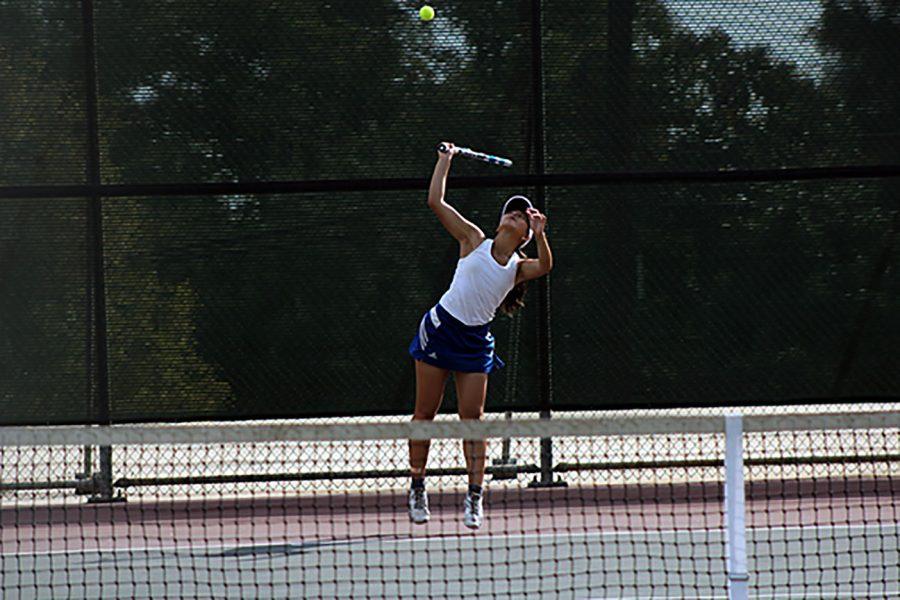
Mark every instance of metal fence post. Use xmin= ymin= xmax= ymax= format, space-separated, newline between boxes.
xmin=525 ymin=0 xmax=565 ymax=489
xmin=81 ymin=0 xmax=120 ymax=504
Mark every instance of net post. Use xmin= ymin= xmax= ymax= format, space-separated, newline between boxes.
xmin=528 ymin=411 xmax=568 ymax=488
xmin=74 ymin=444 xmax=93 ymax=486
xmin=76 ymin=444 xmax=93 ymax=478
xmin=500 ymin=411 xmax=512 ymax=462
xmin=87 ymin=445 xmax=123 ymax=503
xmin=491 ymin=411 xmax=519 ymax=480
xmin=724 ymin=414 xmax=749 ymax=600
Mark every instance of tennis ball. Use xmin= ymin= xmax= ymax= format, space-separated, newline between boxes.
xmin=419 ymin=5 xmax=435 ymax=21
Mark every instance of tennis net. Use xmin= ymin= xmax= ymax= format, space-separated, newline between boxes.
xmin=1 ymin=411 xmax=897 ymax=598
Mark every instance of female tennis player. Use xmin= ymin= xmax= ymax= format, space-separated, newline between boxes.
xmin=408 ymin=142 xmax=553 ymax=529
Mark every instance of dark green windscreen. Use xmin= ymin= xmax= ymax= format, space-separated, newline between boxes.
xmin=549 ymin=179 xmax=898 ymax=409
xmin=101 ymin=189 xmax=538 ymax=421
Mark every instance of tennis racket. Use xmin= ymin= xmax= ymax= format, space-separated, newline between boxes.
xmin=438 ymin=143 xmax=513 ymax=168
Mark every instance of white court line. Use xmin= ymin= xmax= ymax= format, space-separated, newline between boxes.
xmin=589 ymin=593 xmax=900 ymax=600
xmin=4 ymin=522 xmax=896 ymax=558
xmin=382 ymin=522 xmax=900 ymax=546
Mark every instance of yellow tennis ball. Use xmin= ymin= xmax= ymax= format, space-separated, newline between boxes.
xmin=419 ymin=5 xmax=435 ymax=21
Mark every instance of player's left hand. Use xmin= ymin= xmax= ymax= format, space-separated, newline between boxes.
xmin=526 ymin=208 xmax=547 ymax=237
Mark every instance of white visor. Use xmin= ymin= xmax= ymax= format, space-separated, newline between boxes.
xmin=500 ymin=195 xmax=534 ymax=248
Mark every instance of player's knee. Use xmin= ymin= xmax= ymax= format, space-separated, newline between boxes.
xmin=458 ymin=409 xmax=483 ymax=421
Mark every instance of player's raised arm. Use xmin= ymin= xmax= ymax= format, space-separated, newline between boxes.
xmin=427 ymin=142 xmax=484 ymax=254
xmin=516 ymin=208 xmax=552 ymax=284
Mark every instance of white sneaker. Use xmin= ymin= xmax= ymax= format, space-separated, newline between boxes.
xmin=463 ymin=492 xmax=483 ymax=529
xmin=408 ymin=488 xmax=430 ymax=524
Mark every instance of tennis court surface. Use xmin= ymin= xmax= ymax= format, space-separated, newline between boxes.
xmin=2 ymin=412 xmax=897 ymax=598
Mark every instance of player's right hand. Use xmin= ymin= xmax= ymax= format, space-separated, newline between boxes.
xmin=437 ymin=141 xmax=456 ymax=160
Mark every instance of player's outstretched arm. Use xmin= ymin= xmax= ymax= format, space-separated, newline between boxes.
xmin=427 ymin=142 xmax=484 ymax=254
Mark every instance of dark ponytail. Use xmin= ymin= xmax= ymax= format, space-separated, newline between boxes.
xmin=498 ymin=249 xmax=528 ymax=317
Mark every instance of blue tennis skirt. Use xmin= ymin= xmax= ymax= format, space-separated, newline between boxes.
xmin=408 ymin=304 xmax=505 ymax=373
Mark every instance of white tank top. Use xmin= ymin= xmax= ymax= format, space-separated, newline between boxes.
xmin=439 ymin=239 xmax=521 ymax=326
